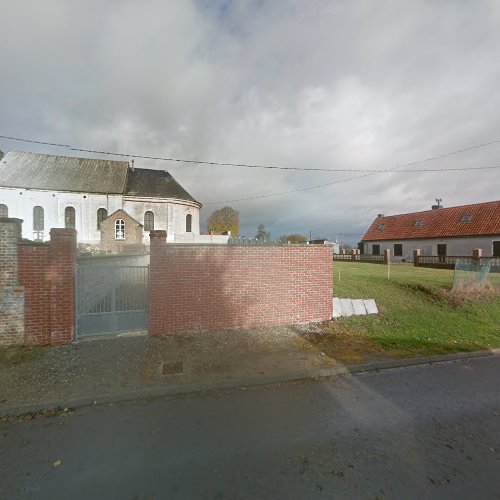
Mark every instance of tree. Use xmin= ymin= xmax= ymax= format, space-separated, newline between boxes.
xmin=207 ymin=206 xmax=240 ymax=237
xmin=278 ymin=234 xmax=308 ymax=244
xmin=255 ymin=224 xmax=271 ymax=241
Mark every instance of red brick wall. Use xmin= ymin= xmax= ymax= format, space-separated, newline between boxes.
xmin=149 ymin=231 xmax=333 ymax=335
xmin=17 ymin=228 xmax=77 ymax=346
xmin=18 ymin=243 xmax=51 ymax=345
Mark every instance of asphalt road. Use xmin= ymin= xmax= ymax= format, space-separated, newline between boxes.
xmin=1 ymin=356 xmax=499 ymax=499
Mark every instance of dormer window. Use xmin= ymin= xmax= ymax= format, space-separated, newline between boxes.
xmin=460 ymin=215 xmax=472 ymax=223
xmin=414 ymin=220 xmax=424 ymax=228
xmin=377 ymin=224 xmax=385 ymax=230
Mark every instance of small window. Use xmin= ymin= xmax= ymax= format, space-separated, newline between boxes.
xmin=394 ymin=243 xmax=403 ymax=256
xmin=97 ymin=208 xmax=107 ymax=229
xmin=65 ymin=206 xmax=75 ymax=229
xmin=377 ymin=224 xmax=385 ymax=230
xmin=33 ymin=206 xmax=44 ymax=231
xmin=460 ymin=215 xmax=472 ymax=223
xmin=414 ymin=220 xmax=424 ymax=227
xmin=372 ymin=244 xmax=380 ymax=255
xmin=0 ymin=204 xmax=7 ymax=217
xmin=144 ymin=211 xmax=154 ymax=232
xmin=115 ymin=219 xmax=125 ymax=240
xmin=186 ymin=213 xmax=192 ymax=233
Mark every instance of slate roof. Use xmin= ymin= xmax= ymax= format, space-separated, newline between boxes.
xmin=0 ymin=151 xmax=128 ymax=194
xmin=124 ymin=168 xmax=200 ymax=205
xmin=362 ymin=200 xmax=500 ymax=241
xmin=0 ymin=151 xmax=200 ymax=204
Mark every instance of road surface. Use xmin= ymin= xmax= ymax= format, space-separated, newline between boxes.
xmin=1 ymin=356 xmax=499 ymax=499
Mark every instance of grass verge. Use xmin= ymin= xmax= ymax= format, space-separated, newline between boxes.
xmin=307 ymin=262 xmax=500 ymax=361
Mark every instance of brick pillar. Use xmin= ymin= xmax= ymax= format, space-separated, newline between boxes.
xmin=49 ymin=228 xmax=77 ymax=345
xmin=472 ymin=248 xmax=482 ymax=260
xmin=413 ymin=249 xmax=421 ymax=267
xmin=384 ymin=248 xmax=391 ymax=264
xmin=149 ymin=230 xmax=167 ymax=337
xmin=0 ymin=218 xmax=25 ymax=346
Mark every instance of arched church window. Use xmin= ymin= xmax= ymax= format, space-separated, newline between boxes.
xmin=65 ymin=206 xmax=75 ymax=229
xmin=33 ymin=206 xmax=44 ymax=231
xmin=144 ymin=211 xmax=154 ymax=231
xmin=0 ymin=204 xmax=7 ymax=217
xmin=97 ymin=208 xmax=107 ymax=229
xmin=186 ymin=213 xmax=192 ymax=233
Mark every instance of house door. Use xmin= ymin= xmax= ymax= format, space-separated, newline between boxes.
xmin=437 ymin=244 xmax=447 ymax=263
xmin=493 ymin=241 xmax=500 ymax=257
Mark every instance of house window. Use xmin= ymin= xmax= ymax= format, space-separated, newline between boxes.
xmin=372 ymin=244 xmax=380 ymax=255
xmin=394 ymin=243 xmax=403 ymax=256
xmin=65 ymin=206 xmax=75 ymax=229
xmin=33 ymin=206 xmax=44 ymax=231
xmin=115 ymin=219 xmax=125 ymax=240
xmin=0 ymin=204 xmax=7 ymax=217
xmin=460 ymin=215 xmax=472 ymax=222
xmin=377 ymin=224 xmax=385 ymax=230
xmin=414 ymin=220 xmax=424 ymax=227
xmin=97 ymin=208 xmax=107 ymax=229
xmin=144 ymin=211 xmax=154 ymax=232
xmin=186 ymin=213 xmax=192 ymax=233
xmin=493 ymin=241 xmax=500 ymax=257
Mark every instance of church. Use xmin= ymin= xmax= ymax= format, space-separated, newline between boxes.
xmin=0 ymin=151 xmax=208 ymax=251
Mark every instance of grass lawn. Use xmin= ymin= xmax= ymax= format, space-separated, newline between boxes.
xmin=309 ymin=262 xmax=500 ymax=361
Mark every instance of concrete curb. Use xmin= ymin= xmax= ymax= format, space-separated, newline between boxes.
xmin=2 ymin=348 xmax=499 ymax=417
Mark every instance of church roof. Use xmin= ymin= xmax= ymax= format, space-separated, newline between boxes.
xmin=0 ymin=151 xmax=129 ymax=194
xmin=124 ymin=168 xmax=200 ymax=205
xmin=0 ymin=151 xmax=200 ymax=204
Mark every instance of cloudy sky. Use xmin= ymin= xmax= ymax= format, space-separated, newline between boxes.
xmin=1 ymin=0 xmax=499 ymax=244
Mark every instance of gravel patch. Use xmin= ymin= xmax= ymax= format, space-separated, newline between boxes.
xmin=0 ymin=324 xmax=331 ymax=412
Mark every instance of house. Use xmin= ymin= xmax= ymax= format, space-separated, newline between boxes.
xmin=361 ymin=200 xmax=500 ymax=261
xmin=0 ymin=151 xmax=202 ymax=246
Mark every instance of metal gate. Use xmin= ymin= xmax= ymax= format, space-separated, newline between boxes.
xmin=76 ymin=265 xmax=149 ymax=336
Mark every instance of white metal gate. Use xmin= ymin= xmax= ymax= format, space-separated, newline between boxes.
xmin=76 ymin=264 xmax=149 ymax=336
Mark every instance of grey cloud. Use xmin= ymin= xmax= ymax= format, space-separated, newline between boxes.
xmin=1 ymin=0 xmax=499 ymax=243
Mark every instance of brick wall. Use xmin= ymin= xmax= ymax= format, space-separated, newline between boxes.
xmin=149 ymin=231 xmax=333 ymax=335
xmin=0 ymin=218 xmax=76 ymax=347
xmin=18 ymin=228 xmax=77 ymax=346
xmin=0 ymin=218 xmax=24 ymax=346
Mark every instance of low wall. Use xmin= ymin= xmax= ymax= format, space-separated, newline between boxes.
xmin=149 ymin=231 xmax=333 ymax=335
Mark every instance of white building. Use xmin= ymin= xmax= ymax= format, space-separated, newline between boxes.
xmin=361 ymin=200 xmax=500 ymax=261
xmin=0 ymin=151 xmax=210 ymax=246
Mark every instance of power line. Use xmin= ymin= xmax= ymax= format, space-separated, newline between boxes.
xmin=1 ymin=133 xmax=499 ymax=204
xmin=1 ymin=133 xmax=500 ymax=172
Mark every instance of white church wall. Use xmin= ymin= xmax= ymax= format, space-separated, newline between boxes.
xmin=123 ymin=197 xmax=201 ymax=244
xmin=0 ymin=187 xmax=122 ymax=243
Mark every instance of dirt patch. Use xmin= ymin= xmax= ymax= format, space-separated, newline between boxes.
xmin=295 ymin=321 xmax=386 ymax=364
xmin=0 ymin=345 xmax=45 ymax=367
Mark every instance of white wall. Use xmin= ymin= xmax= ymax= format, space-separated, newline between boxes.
xmin=172 ymin=234 xmax=229 ymax=244
xmin=123 ymin=196 xmax=200 ymax=244
xmin=0 ymin=188 xmax=202 ymax=245
xmin=0 ymin=187 xmax=122 ymax=243
xmin=364 ymin=236 xmax=500 ymax=261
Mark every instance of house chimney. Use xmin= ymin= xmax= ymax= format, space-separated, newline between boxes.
xmin=377 ymin=213 xmax=384 ymax=218
xmin=432 ymin=198 xmax=443 ymax=210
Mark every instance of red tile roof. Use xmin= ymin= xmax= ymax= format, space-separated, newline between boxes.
xmin=362 ymin=200 xmax=500 ymax=241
